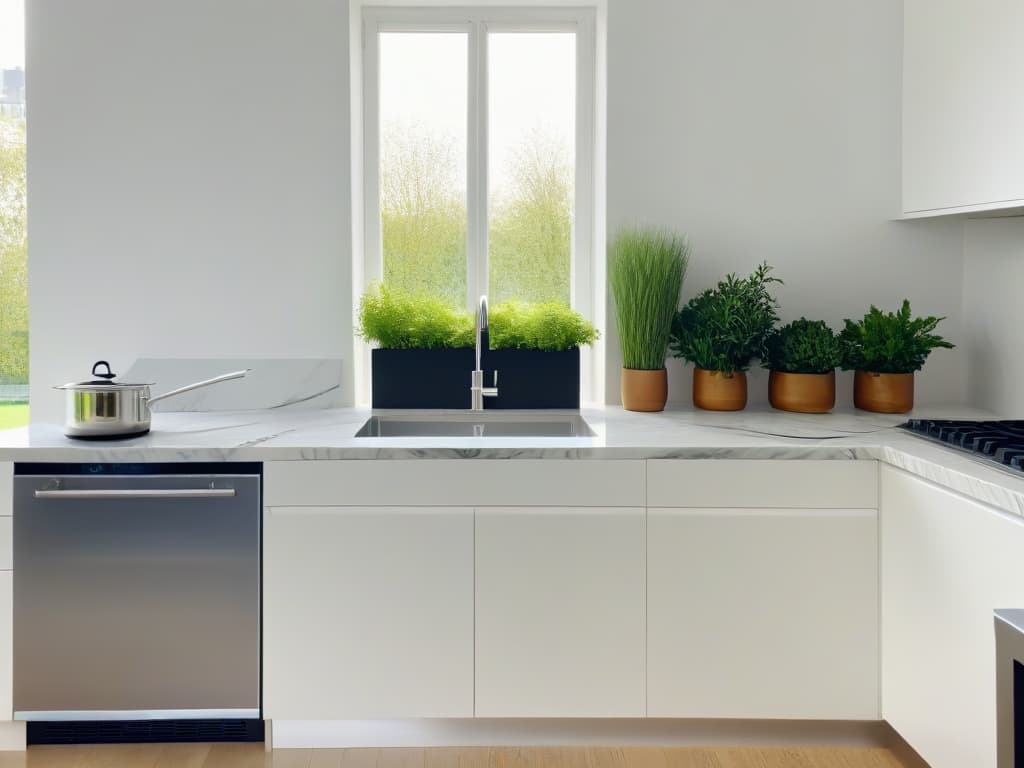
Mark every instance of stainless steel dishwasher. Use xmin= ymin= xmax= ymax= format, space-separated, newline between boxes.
xmin=13 ymin=463 xmax=261 ymax=744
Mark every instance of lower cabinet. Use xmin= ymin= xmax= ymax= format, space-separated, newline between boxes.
xmin=474 ymin=507 xmax=646 ymax=717
xmin=260 ymin=462 xmax=884 ymax=722
xmin=0 ymin=462 xmax=11 ymax=720
xmin=263 ymin=506 xmax=474 ymax=719
xmin=881 ymin=466 xmax=1024 ymax=768
xmin=647 ymin=508 xmax=879 ymax=719
xmin=0 ymin=572 xmax=10 ymax=721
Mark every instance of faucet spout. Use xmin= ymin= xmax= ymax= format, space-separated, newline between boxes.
xmin=476 ymin=295 xmax=489 ymax=371
xmin=471 ymin=294 xmax=498 ymax=411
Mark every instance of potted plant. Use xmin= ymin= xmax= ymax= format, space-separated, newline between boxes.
xmin=669 ymin=263 xmax=780 ymax=411
xmin=358 ymin=284 xmax=597 ymax=409
xmin=608 ymin=227 xmax=689 ymax=412
xmin=764 ymin=319 xmax=841 ymax=413
xmin=839 ymin=299 xmax=954 ymax=413
xmin=486 ymin=300 xmax=598 ymax=409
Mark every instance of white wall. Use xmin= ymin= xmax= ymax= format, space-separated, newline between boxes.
xmin=962 ymin=218 xmax=1024 ymax=417
xmin=28 ymin=0 xmax=353 ymax=422
xmin=605 ymin=0 xmax=966 ymax=406
xmin=28 ymin=0 xmax=970 ymax=420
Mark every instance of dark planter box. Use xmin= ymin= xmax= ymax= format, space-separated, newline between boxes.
xmin=372 ymin=347 xmax=580 ymax=409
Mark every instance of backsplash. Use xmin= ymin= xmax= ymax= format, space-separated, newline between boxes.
xmin=963 ymin=218 xmax=1024 ymax=416
xmin=121 ymin=358 xmax=343 ymax=412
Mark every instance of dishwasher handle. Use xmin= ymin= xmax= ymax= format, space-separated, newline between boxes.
xmin=33 ymin=488 xmax=237 ymax=500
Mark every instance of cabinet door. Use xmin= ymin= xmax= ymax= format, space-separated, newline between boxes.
xmin=903 ymin=0 xmax=1024 ymax=214
xmin=475 ymin=507 xmax=645 ymax=717
xmin=264 ymin=506 xmax=473 ymax=719
xmin=881 ymin=466 xmax=1024 ymax=768
xmin=0 ymin=463 xmax=11 ymax=720
xmin=647 ymin=508 xmax=878 ymax=719
xmin=0 ymin=572 xmax=10 ymax=721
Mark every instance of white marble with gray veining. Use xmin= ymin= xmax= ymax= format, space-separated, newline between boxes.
xmin=120 ymin=357 xmax=343 ymax=411
xmin=3 ymin=404 xmax=1024 ymax=518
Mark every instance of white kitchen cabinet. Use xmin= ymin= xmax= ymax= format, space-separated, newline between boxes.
xmin=881 ymin=465 xmax=1024 ymax=768
xmin=903 ymin=0 xmax=1024 ymax=216
xmin=0 ymin=463 xmax=12 ymax=721
xmin=647 ymin=460 xmax=877 ymax=509
xmin=0 ymin=573 xmax=10 ymax=721
xmin=474 ymin=507 xmax=645 ymax=717
xmin=647 ymin=508 xmax=878 ymax=719
xmin=265 ymin=460 xmax=645 ymax=508
xmin=0 ymin=518 xmax=10 ymax=572
xmin=0 ymin=463 xmax=10 ymax=517
xmin=263 ymin=506 xmax=474 ymax=719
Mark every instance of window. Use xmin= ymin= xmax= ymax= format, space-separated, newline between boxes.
xmin=0 ymin=0 xmax=27 ymax=431
xmin=362 ymin=7 xmax=595 ymax=315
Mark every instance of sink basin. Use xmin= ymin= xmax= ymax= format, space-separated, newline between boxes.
xmin=355 ymin=412 xmax=596 ymax=438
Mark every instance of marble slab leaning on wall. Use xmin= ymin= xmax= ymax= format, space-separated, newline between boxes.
xmin=121 ymin=358 xmax=343 ymax=412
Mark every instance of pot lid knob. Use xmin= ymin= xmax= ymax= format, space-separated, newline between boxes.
xmin=91 ymin=360 xmax=116 ymax=380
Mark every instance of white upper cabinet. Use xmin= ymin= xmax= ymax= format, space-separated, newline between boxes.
xmin=903 ymin=0 xmax=1024 ymax=216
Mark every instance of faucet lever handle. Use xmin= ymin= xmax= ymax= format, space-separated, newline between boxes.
xmin=480 ymin=369 xmax=499 ymax=400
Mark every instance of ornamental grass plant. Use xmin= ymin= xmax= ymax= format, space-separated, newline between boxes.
xmin=608 ymin=227 xmax=690 ymax=371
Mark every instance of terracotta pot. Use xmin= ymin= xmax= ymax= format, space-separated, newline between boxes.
xmin=854 ymin=370 xmax=914 ymax=413
xmin=621 ymin=368 xmax=668 ymax=412
xmin=769 ymin=370 xmax=836 ymax=414
xmin=692 ymin=368 xmax=747 ymax=411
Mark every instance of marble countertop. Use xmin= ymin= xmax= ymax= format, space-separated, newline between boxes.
xmin=2 ymin=404 xmax=1023 ymax=517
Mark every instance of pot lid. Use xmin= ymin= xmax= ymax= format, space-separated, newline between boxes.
xmin=55 ymin=360 xmax=155 ymax=390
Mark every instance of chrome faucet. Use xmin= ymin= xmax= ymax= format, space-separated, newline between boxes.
xmin=471 ymin=295 xmax=499 ymax=411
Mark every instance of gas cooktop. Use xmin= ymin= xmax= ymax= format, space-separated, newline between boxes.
xmin=901 ymin=419 xmax=1024 ymax=472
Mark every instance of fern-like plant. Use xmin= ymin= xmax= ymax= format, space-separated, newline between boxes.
xmin=608 ymin=227 xmax=689 ymax=370
xmin=839 ymin=300 xmax=954 ymax=373
xmin=358 ymin=283 xmax=473 ymax=349
xmin=358 ymin=284 xmax=597 ymax=352
xmin=488 ymin=301 xmax=598 ymax=351
xmin=670 ymin=263 xmax=781 ymax=372
xmin=765 ymin=319 xmax=841 ymax=374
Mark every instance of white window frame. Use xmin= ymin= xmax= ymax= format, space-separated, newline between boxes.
xmin=361 ymin=6 xmax=598 ymax=383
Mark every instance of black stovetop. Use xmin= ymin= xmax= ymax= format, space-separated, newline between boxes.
xmin=901 ymin=419 xmax=1024 ymax=472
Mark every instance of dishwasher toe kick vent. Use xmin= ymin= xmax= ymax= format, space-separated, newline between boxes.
xmin=27 ymin=718 xmax=265 ymax=745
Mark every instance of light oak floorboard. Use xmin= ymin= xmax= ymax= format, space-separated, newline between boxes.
xmin=0 ymin=745 xmax=918 ymax=768
xmin=423 ymin=748 xmax=488 ymax=768
xmin=305 ymin=749 xmax=340 ymax=768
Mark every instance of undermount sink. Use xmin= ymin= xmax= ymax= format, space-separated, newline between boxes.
xmin=354 ymin=412 xmax=596 ymax=438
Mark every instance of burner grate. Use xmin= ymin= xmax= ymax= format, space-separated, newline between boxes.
xmin=902 ymin=419 xmax=1024 ymax=472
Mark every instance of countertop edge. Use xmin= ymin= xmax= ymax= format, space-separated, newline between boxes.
xmin=3 ymin=407 xmax=1023 ymax=519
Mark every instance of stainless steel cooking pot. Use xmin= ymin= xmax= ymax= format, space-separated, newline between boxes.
xmin=56 ymin=360 xmax=250 ymax=439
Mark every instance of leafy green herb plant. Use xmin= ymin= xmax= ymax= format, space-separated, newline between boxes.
xmin=608 ymin=227 xmax=690 ymax=370
xmin=765 ymin=319 xmax=841 ymax=374
xmin=839 ymin=300 xmax=954 ymax=373
xmin=358 ymin=284 xmax=597 ymax=352
xmin=670 ymin=263 xmax=782 ymax=372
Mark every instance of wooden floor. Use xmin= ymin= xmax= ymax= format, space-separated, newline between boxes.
xmin=0 ymin=745 xmax=918 ymax=768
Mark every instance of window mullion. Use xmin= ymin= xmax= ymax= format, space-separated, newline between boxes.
xmin=466 ymin=19 xmax=489 ymax=312
xmin=363 ymin=20 xmax=383 ymax=287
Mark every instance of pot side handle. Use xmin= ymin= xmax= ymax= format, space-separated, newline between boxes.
xmin=146 ymin=369 xmax=251 ymax=406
